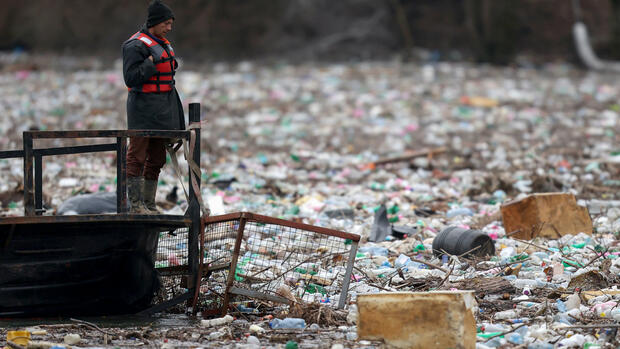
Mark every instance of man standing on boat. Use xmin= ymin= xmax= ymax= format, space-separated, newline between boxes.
xmin=122 ymin=0 xmax=184 ymax=214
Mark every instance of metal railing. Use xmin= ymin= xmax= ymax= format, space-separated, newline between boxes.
xmin=0 ymin=103 xmax=362 ymax=316
xmin=0 ymin=103 xmax=204 ymax=314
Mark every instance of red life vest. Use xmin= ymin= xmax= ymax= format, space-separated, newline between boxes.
xmin=127 ymin=31 xmax=176 ymax=93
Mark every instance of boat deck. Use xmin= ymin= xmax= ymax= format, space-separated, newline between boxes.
xmin=0 ymin=109 xmax=203 ymax=316
xmin=0 ymin=213 xmax=191 ymax=228
xmin=0 ymin=214 xmax=191 ymax=316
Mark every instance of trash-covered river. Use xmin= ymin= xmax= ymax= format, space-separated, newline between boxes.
xmin=2 ymin=55 xmax=620 ymax=347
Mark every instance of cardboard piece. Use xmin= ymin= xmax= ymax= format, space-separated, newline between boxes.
xmin=500 ymin=193 xmax=592 ymax=240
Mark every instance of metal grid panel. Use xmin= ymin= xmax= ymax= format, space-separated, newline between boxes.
xmin=203 ymin=219 xmax=236 ymax=268
xmin=151 ymin=213 xmax=359 ymax=314
xmin=192 ymin=218 xmax=238 ymax=315
xmin=154 ymin=227 xmax=190 ymax=310
xmin=156 ymin=228 xmax=189 ymax=269
xmin=152 ymin=219 xmax=238 ymax=313
xmin=234 ymin=220 xmax=353 ymax=304
xmin=194 ymin=213 xmax=359 ymax=315
xmin=194 ymin=219 xmax=238 ymax=315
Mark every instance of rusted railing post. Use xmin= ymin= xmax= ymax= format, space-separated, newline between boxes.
xmin=222 ymin=214 xmax=246 ymax=316
xmin=187 ymin=103 xmax=201 ymax=291
xmin=339 ymin=240 xmax=359 ymax=309
xmin=116 ymin=136 xmax=128 ymax=213
xmin=23 ymin=132 xmax=34 ymax=216
xmin=34 ymin=153 xmax=43 ymax=215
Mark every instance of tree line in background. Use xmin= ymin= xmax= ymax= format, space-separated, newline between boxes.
xmin=0 ymin=0 xmax=619 ymax=64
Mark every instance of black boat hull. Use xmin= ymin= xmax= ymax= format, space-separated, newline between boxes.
xmin=0 ymin=214 xmax=189 ymax=317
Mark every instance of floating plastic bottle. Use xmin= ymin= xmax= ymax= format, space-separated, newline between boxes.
xmin=270 ymin=318 xmax=306 ymax=329
xmin=556 ymin=299 xmax=566 ymax=312
xmin=513 ymin=279 xmax=538 ymax=289
xmin=507 ymin=332 xmax=524 ymax=345
xmin=358 ymin=245 xmax=389 ymax=257
xmin=200 ymin=315 xmax=234 ymax=327
xmin=445 ymin=207 xmax=473 ymax=218
xmin=394 ymin=254 xmax=412 ymax=268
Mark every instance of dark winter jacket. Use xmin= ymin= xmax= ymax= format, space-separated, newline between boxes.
xmin=122 ymin=28 xmax=184 ymax=130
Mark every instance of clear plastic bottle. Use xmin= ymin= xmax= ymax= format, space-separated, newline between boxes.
xmin=513 ymin=278 xmax=537 ymax=289
xmin=358 ymin=245 xmax=389 ymax=256
xmin=556 ymin=334 xmax=586 ymax=347
xmin=556 ymin=299 xmax=567 ymax=312
xmin=483 ymin=337 xmax=506 ymax=347
xmin=553 ymin=312 xmax=574 ymax=324
xmin=507 ymin=332 xmax=523 ymax=345
xmin=494 ymin=309 xmax=518 ymax=320
xmin=270 ymin=318 xmax=306 ymax=329
xmin=532 ymin=251 xmax=549 ymax=260
xmin=483 ymin=323 xmax=506 ymax=332
xmin=395 ymin=254 xmax=411 ymax=268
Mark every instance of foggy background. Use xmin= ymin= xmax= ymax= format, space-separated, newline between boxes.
xmin=1 ymin=0 xmax=620 ymax=64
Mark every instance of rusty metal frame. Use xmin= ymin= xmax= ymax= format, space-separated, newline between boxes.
xmin=200 ymin=212 xmax=360 ymax=315
xmin=202 ymin=212 xmax=362 ymax=241
xmin=0 ymin=103 xmax=204 ymax=315
xmin=17 ymin=129 xmax=192 ymax=216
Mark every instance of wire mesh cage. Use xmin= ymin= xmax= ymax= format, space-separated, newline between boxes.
xmin=154 ymin=227 xmax=191 ymax=309
xmin=157 ymin=228 xmax=190 ymax=269
xmin=151 ymin=212 xmax=360 ymax=316
xmin=195 ymin=217 xmax=238 ymax=315
xmin=197 ymin=212 xmax=360 ymax=316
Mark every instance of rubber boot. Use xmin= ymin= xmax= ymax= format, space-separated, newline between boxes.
xmin=128 ymin=176 xmax=149 ymax=214
xmin=143 ymin=179 xmax=161 ymax=214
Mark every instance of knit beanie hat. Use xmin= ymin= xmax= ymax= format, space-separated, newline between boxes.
xmin=146 ymin=0 xmax=174 ymax=28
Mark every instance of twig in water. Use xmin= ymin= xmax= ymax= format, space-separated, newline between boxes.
xmin=457 ymin=244 xmax=481 ymax=258
xmin=353 ymin=266 xmax=393 ymax=291
xmin=70 ymin=318 xmax=113 ymax=335
xmin=514 ymin=238 xmax=553 ymax=253
xmin=504 ymin=229 xmax=522 ymax=237
xmin=514 ymin=238 xmax=581 ymax=267
xmin=6 ymin=341 xmax=25 ymax=349
xmin=567 ymin=313 xmax=587 ymax=323
xmin=583 ymin=245 xmax=609 ymax=268
xmin=406 ymin=256 xmax=449 ymax=273
xmin=562 ymin=323 xmax=620 ymax=329
xmin=436 ymin=260 xmax=455 ymax=289
xmin=583 ymin=251 xmax=604 ymax=268
xmin=229 ymin=304 xmax=251 ymax=321
xmin=493 ymin=258 xmax=531 ymax=276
